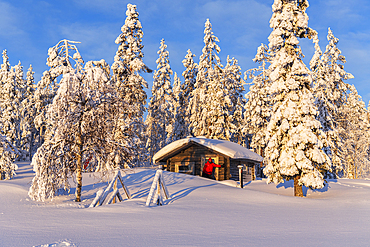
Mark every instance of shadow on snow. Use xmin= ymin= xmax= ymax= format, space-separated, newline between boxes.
xmin=276 ymin=179 xmax=330 ymax=196
xmin=165 ymin=184 xmax=216 ymax=205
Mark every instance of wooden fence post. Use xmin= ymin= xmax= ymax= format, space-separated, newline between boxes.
xmin=157 ymin=176 xmax=162 ymax=205
xmin=89 ymin=170 xmax=131 ymax=207
xmin=238 ymin=165 xmax=243 ymax=188
xmin=113 ymin=179 xmax=117 ymax=204
xmin=146 ymin=170 xmax=171 ymax=206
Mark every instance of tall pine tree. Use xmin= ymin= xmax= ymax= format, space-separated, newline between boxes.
xmin=20 ymin=65 xmax=37 ymax=160
xmin=0 ymin=51 xmax=20 ymax=179
xmin=171 ymin=72 xmax=187 ymax=141
xmin=182 ymin=49 xmax=198 ymax=137
xmin=112 ymin=3 xmax=150 ymax=166
xmin=339 ymin=86 xmax=370 ymax=178
xmin=189 ymin=19 xmax=230 ymax=139
xmin=206 ymin=63 xmax=234 ymax=140
xmin=223 ymin=56 xmax=246 ymax=144
xmin=0 ymin=51 xmax=22 ymax=154
xmin=0 ymin=133 xmax=19 ymax=180
xmin=146 ymin=39 xmax=174 ymax=165
xmin=263 ymin=0 xmax=330 ymax=196
xmin=311 ymin=28 xmax=354 ymax=177
xmin=244 ymin=44 xmax=271 ymax=154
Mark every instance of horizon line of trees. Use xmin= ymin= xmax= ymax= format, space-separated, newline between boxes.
xmin=1 ymin=1 xmax=369 ymax=200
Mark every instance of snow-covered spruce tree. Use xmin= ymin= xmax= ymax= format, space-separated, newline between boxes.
xmin=368 ymin=101 xmax=370 ymax=166
xmin=29 ymin=58 xmax=126 ymax=202
xmin=0 ymin=51 xmax=8 ymax=131
xmin=19 ymin=65 xmax=37 ymax=160
xmin=189 ymin=19 xmax=232 ymax=139
xmin=311 ymin=28 xmax=353 ymax=177
xmin=368 ymin=101 xmax=370 ymax=124
xmin=206 ymin=64 xmax=235 ymax=140
xmin=339 ymin=86 xmax=370 ymax=178
xmin=233 ymin=97 xmax=245 ymax=145
xmin=0 ymin=49 xmax=10 ymax=73
xmin=112 ymin=3 xmax=150 ymax=167
xmin=223 ymin=56 xmax=246 ymax=144
xmin=172 ymin=72 xmax=181 ymax=110
xmin=146 ymin=39 xmax=174 ymax=165
xmin=0 ymin=52 xmax=22 ymax=153
xmin=33 ymin=40 xmax=83 ymax=145
xmin=182 ymin=49 xmax=198 ymax=137
xmin=171 ymin=72 xmax=187 ymax=141
xmin=263 ymin=0 xmax=331 ymax=197
xmin=0 ymin=51 xmax=36 ymax=161
xmin=0 ymin=50 xmax=11 ymax=94
xmin=0 ymin=132 xmax=19 ymax=180
xmin=188 ymin=20 xmax=215 ymax=137
xmin=244 ymin=43 xmax=271 ymax=154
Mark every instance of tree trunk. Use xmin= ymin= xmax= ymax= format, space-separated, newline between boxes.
xmin=29 ymin=131 xmax=34 ymax=161
xmin=294 ymin=175 xmax=303 ymax=197
xmin=75 ymin=131 xmax=83 ymax=202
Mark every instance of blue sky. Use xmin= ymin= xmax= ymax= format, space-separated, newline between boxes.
xmin=1 ymin=0 xmax=369 ymax=104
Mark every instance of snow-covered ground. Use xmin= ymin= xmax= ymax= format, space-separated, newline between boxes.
xmin=1 ymin=162 xmax=370 ymax=247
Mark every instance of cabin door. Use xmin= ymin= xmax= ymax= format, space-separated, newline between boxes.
xmin=201 ymin=156 xmax=219 ymax=180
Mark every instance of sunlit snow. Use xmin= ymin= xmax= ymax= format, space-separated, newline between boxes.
xmin=1 ymin=163 xmax=370 ymax=246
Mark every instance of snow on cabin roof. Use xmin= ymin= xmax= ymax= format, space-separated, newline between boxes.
xmin=153 ymin=136 xmax=263 ymax=163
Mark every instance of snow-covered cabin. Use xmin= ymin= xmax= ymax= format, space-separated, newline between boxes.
xmin=153 ymin=137 xmax=263 ymax=182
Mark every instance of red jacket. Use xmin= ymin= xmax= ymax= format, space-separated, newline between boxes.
xmin=203 ymin=161 xmax=221 ymax=175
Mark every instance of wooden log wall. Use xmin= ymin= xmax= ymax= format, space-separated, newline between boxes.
xmin=230 ymin=161 xmax=256 ymax=183
xmin=165 ymin=144 xmax=229 ymax=181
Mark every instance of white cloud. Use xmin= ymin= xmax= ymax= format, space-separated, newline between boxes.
xmin=0 ymin=2 xmax=25 ymax=38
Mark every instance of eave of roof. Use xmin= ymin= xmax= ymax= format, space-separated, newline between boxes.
xmin=153 ymin=137 xmax=263 ymax=163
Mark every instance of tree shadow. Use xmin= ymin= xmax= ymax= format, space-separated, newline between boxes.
xmin=276 ymin=179 xmax=331 ymax=196
xmin=66 ymin=169 xmax=212 ymax=204
xmin=312 ymin=181 xmax=331 ymax=193
xmin=129 ymin=170 xmax=199 ymax=200
xmin=73 ymin=169 xmax=198 ymax=201
xmin=131 ymin=187 xmax=151 ymax=199
xmin=11 ymin=162 xmax=34 ymax=181
xmin=276 ymin=180 xmax=308 ymax=196
xmin=121 ymin=169 xmax=194 ymax=188
xmin=165 ymin=184 xmax=216 ymax=205
xmin=120 ymin=169 xmax=156 ymax=186
xmin=244 ymin=181 xmax=252 ymax=186
xmin=162 ymin=171 xmax=196 ymax=186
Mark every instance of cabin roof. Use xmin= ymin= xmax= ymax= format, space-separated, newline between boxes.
xmin=153 ymin=136 xmax=263 ymax=163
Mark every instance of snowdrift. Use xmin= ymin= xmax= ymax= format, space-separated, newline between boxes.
xmin=1 ymin=162 xmax=370 ymax=246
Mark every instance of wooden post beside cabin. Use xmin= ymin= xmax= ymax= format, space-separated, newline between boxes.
xmin=238 ymin=165 xmax=243 ymax=188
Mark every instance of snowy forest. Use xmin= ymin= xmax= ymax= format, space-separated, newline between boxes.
xmin=0 ymin=1 xmax=369 ymax=201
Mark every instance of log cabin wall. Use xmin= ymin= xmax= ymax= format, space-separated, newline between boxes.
xmin=164 ymin=144 xmax=229 ymax=181
xmin=229 ymin=160 xmax=256 ymax=182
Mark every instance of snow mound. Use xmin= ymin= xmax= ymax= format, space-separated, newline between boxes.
xmin=2 ymin=163 xmax=370 ymax=246
xmin=217 ymin=179 xmax=238 ymax=187
xmin=34 ymin=240 xmax=75 ymax=247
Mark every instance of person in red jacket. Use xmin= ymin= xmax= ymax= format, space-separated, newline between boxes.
xmin=202 ymin=158 xmax=221 ymax=179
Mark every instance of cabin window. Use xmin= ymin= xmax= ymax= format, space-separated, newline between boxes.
xmin=175 ymin=162 xmax=195 ymax=175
